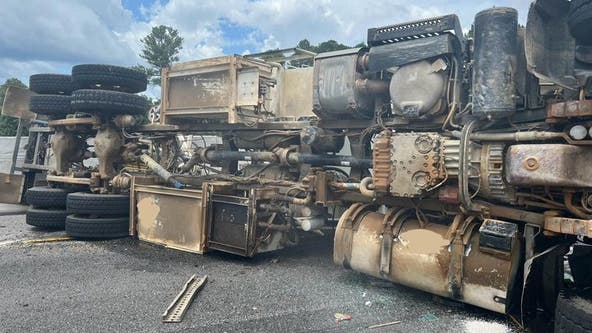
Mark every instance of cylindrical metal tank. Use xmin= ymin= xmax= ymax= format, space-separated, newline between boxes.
xmin=334 ymin=205 xmax=520 ymax=314
xmin=312 ymin=48 xmax=373 ymax=119
xmin=300 ymin=126 xmax=345 ymax=153
xmin=472 ymin=7 xmax=518 ymax=118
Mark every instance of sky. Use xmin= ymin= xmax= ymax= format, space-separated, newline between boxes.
xmin=0 ymin=0 xmax=532 ymax=90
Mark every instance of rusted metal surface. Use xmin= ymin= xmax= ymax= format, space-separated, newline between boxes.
xmin=312 ymin=48 xmax=372 ymax=119
xmin=0 ymin=173 xmax=25 ymax=204
xmin=334 ymin=205 xmax=519 ymax=314
xmin=389 ymin=132 xmax=445 ymax=197
xmin=95 ymin=126 xmax=123 ymax=179
xmin=480 ymin=201 xmax=545 ymax=226
xmin=547 ymin=100 xmax=592 ymax=119
xmin=1 ymin=86 xmax=36 ymax=120
xmin=48 ymin=117 xmax=100 ymax=127
xmin=506 ymin=144 xmax=592 ymax=187
xmin=161 ymin=56 xmax=282 ymax=124
xmin=279 ymin=67 xmax=314 ymax=119
xmin=544 ymin=216 xmax=592 ymax=238
xmin=134 ymin=184 xmax=207 ymax=254
xmin=372 ymin=131 xmax=391 ymax=193
xmin=479 ymin=144 xmax=516 ymax=204
xmin=46 ymin=174 xmax=92 ymax=185
xmin=50 ymin=130 xmax=85 ymax=174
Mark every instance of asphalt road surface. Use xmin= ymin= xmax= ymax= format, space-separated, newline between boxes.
xmin=0 ymin=214 xmax=518 ymax=333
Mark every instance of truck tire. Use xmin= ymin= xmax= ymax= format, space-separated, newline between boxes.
xmin=29 ymin=74 xmax=73 ymax=95
xmin=569 ymin=0 xmax=592 ymax=45
xmin=26 ymin=208 xmax=67 ymax=229
xmin=29 ymin=95 xmax=71 ymax=116
xmin=25 ymin=186 xmax=69 ymax=208
xmin=72 ymin=64 xmax=147 ymax=93
xmin=65 ymin=215 xmax=128 ymax=239
xmin=70 ymin=89 xmax=148 ymax=115
xmin=67 ymin=192 xmax=129 ymax=216
xmin=555 ymin=290 xmax=592 ymax=333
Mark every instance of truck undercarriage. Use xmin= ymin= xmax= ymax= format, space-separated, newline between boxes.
xmin=2 ymin=0 xmax=591 ymax=330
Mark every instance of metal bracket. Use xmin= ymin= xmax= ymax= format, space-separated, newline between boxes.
xmin=448 ymin=217 xmax=477 ymax=299
xmin=380 ymin=208 xmax=412 ymax=277
xmin=162 ymin=275 xmax=208 ymax=323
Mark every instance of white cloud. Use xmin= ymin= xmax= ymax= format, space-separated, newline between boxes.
xmin=0 ymin=0 xmax=533 ymax=87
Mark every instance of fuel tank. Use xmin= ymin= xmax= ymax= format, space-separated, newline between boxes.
xmin=334 ymin=205 xmax=521 ymax=314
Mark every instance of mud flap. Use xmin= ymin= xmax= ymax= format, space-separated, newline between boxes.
xmin=1 ymin=86 xmax=36 ymax=120
xmin=0 ymin=173 xmax=25 ymax=204
xmin=521 ymin=244 xmax=567 ymax=325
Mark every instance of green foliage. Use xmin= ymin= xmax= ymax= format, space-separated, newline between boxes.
xmin=0 ymin=78 xmax=27 ymax=136
xmin=137 ymin=25 xmax=183 ymax=87
xmin=292 ymin=39 xmax=364 ymax=67
xmin=140 ymin=25 xmax=184 ymax=69
xmin=297 ymin=39 xmax=353 ymax=53
xmin=464 ymin=24 xmax=474 ymax=39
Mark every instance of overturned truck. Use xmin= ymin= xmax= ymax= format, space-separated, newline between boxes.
xmin=5 ymin=0 xmax=591 ymax=330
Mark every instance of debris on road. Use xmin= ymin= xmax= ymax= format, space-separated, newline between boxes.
xmin=162 ymin=274 xmax=208 ymax=323
xmin=22 ymin=237 xmax=74 ymax=244
xmin=334 ymin=313 xmax=352 ymax=323
xmin=368 ymin=320 xmax=402 ymax=329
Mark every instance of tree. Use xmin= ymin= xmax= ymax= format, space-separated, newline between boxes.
xmin=140 ymin=25 xmax=184 ymax=69
xmin=0 ymin=78 xmax=27 ymax=136
xmin=138 ymin=25 xmax=183 ymax=86
xmin=296 ymin=39 xmax=353 ymax=53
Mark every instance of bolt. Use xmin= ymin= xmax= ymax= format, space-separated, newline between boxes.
xmin=524 ymin=157 xmax=539 ymax=171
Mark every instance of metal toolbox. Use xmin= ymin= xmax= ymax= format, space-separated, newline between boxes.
xmin=132 ymin=182 xmax=207 ymax=254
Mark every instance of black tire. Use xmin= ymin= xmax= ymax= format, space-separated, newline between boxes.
xmin=65 ymin=215 xmax=128 ymax=239
xmin=29 ymin=95 xmax=71 ymax=116
xmin=25 ymin=186 xmax=69 ymax=208
xmin=70 ymin=89 xmax=148 ymax=115
xmin=72 ymin=64 xmax=147 ymax=93
xmin=26 ymin=208 xmax=67 ymax=229
xmin=555 ymin=290 xmax=592 ymax=332
xmin=29 ymin=74 xmax=73 ymax=95
xmin=569 ymin=0 xmax=592 ymax=45
xmin=67 ymin=192 xmax=129 ymax=216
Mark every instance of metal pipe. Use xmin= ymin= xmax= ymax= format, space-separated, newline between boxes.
xmin=30 ymin=119 xmax=49 ymax=126
xmin=272 ymin=193 xmax=312 ymax=205
xmin=330 ymin=182 xmax=360 ymax=190
xmin=564 ymin=191 xmax=592 ymax=220
xmin=196 ymin=146 xmax=371 ymax=169
xmin=355 ymin=79 xmax=389 ymax=96
xmin=359 ymin=177 xmax=375 ymax=198
xmin=140 ymin=154 xmax=185 ymax=189
xmin=459 ymin=120 xmax=485 ymax=212
xmin=287 ymin=152 xmax=372 ymax=168
xmin=451 ymin=130 xmax=566 ymax=142
xmin=201 ymin=149 xmax=278 ymax=163
xmin=257 ymin=222 xmax=291 ymax=232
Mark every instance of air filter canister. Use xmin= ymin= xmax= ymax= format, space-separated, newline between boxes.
xmin=472 ymin=7 xmax=518 ymax=118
